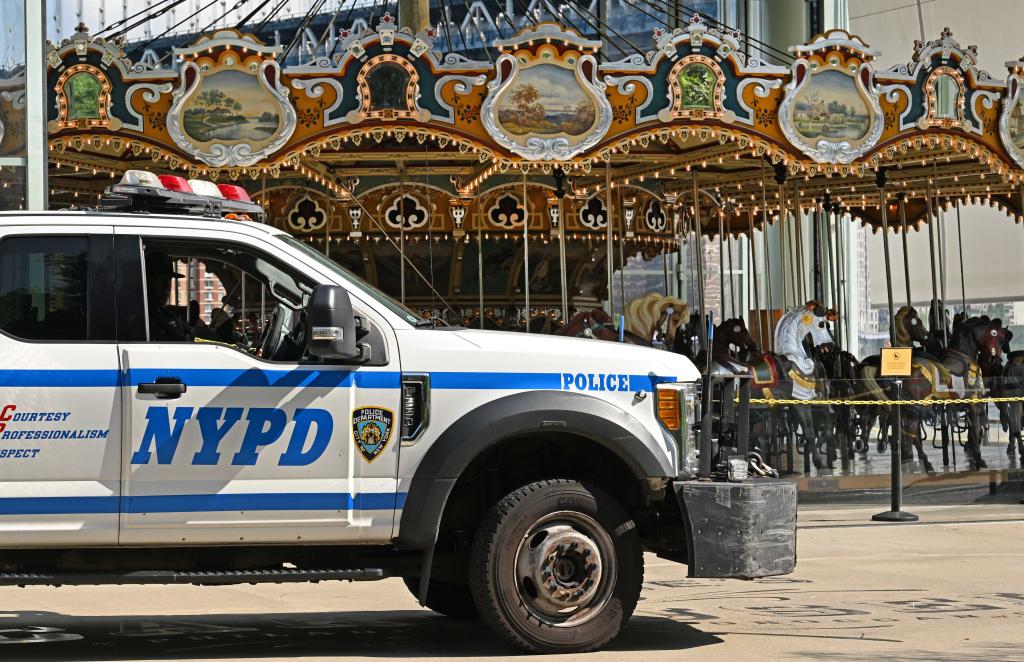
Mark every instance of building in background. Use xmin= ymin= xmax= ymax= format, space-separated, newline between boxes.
xmin=850 ymin=0 xmax=1024 ymax=350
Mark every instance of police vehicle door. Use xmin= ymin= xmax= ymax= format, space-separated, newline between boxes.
xmin=0 ymin=227 xmax=120 ymax=546
xmin=115 ymin=227 xmax=402 ymax=545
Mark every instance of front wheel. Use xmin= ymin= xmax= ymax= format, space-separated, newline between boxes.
xmin=468 ymin=479 xmax=643 ymax=653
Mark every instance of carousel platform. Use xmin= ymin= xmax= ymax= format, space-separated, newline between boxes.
xmin=790 ymin=442 xmax=1024 ymax=504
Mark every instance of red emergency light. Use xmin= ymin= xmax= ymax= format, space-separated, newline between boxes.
xmin=217 ymin=184 xmax=252 ymax=202
xmin=158 ymin=175 xmax=194 ymax=193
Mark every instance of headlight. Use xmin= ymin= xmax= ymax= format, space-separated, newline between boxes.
xmin=655 ymin=381 xmax=700 ymax=476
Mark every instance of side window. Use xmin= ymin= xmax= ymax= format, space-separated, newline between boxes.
xmin=0 ymin=236 xmax=89 ymax=341
xmin=141 ymin=238 xmax=314 ymax=362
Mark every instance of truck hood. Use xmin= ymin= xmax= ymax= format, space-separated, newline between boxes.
xmin=448 ymin=328 xmax=700 ymax=383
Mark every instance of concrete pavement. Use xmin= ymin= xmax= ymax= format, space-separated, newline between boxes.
xmin=0 ymin=503 xmax=1022 ymax=661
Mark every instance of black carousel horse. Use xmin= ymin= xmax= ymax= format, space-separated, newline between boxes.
xmin=987 ymin=330 xmax=1024 ymax=460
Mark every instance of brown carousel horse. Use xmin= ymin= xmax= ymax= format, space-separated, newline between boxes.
xmin=854 ymin=306 xmax=932 ymax=459
xmin=555 ymin=308 xmax=650 ymax=345
xmin=859 ymin=310 xmax=1009 ymax=471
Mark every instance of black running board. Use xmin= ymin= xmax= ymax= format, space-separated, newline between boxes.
xmin=0 ymin=568 xmax=384 ymax=587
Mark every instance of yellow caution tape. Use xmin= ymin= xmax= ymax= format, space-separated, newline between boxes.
xmin=739 ymin=395 xmax=1024 ymax=407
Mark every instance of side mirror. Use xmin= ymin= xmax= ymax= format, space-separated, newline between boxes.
xmin=307 ymin=285 xmax=360 ymax=360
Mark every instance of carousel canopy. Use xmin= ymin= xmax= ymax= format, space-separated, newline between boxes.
xmin=36 ymin=16 xmax=1024 ymax=245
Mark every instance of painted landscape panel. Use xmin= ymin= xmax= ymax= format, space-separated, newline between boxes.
xmin=792 ymin=69 xmax=871 ymax=145
xmin=496 ymin=64 xmax=596 ymax=138
xmin=181 ymin=69 xmax=281 ymax=146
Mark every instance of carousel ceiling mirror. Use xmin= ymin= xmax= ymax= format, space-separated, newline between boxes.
xmin=933 ymin=72 xmax=959 ymax=119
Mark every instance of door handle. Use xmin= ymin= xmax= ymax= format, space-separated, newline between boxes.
xmin=137 ymin=378 xmax=187 ymax=399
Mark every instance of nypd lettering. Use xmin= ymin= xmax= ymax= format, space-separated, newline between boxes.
xmin=131 ymin=406 xmax=334 ymax=466
xmin=561 ymin=372 xmax=630 ymax=392
xmin=352 ymin=407 xmax=394 ymax=462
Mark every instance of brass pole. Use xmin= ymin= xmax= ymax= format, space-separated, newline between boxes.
xmin=692 ymin=172 xmax=707 ymax=350
xmin=878 ymin=172 xmax=897 ymax=346
xmin=924 ymin=165 xmax=945 ymax=344
xmin=477 ymin=200 xmax=484 ymax=330
xmin=522 ymin=173 xmax=530 ymax=332
xmin=760 ymin=164 xmax=774 ymax=348
xmin=793 ymin=179 xmax=806 ymax=303
xmin=558 ymin=195 xmax=568 ymax=322
xmin=399 ymin=162 xmax=406 ymax=304
xmin=897 ymin=192 xmax=912 ymax=307
xmin=747 ymin=207 xmax=763 ymax=350
xmin=605 ymin=161 xmax=615 ymax=318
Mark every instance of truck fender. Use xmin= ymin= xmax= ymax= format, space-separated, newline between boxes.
xmin=396 ymin=389 xmax=674 ymax=551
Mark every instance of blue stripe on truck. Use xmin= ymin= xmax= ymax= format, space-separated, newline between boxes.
xmin=0 ymin=369 xmax=679 ymax=392
xmin=0 ymin=492 xmax=407 ymax=515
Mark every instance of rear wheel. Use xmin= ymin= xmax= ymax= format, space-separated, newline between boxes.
xmin=468 ymin=479 xmax=643 ymax=653
xmin=402 ymin=577 xmax=478 ymax=619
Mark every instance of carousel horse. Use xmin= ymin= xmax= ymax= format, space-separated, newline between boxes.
xmin=855 ymin=306 xmax=932 ymax=457
xmin=859 ymin=312 xmax=1009 ymax=471
xmin=527 ymin=314 xmax=562 ymax=335
xmin=986 ymin=330 xmax=1024 ymax=459
xmin=766 ymin=303 xmax=837 ymax=473
xmin=555 ymin=308 xmax=650 ymax=345
xmin=711 ymin=318 xmax=761 ymax=363
xmin=672 ymin=312 xmax=704 ymax=361
xmin=624 ymin=293 xmax=688 ymax=347
xmin=814 ymin=341 xmax=863 ymax=461
xmin=999 ymin=351 xmax=1024 ymax=459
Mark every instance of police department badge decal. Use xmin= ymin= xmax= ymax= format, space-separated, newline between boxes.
xmin=351 ymin=407 xmax=394 ymax=462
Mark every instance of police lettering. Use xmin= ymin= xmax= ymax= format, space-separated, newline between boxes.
xmin=561 ymin=372 xmax=630 ymax=392
xmin=130 ymin=406 xmax=334 ymax=466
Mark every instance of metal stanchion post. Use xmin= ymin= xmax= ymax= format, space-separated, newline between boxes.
xmin=873 ymin=379 xmax=919 ymax=522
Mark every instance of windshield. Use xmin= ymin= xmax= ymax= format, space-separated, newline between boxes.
xmin=280 ymin=234 xmax=425 ymax=326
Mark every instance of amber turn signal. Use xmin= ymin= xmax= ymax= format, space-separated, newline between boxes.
xmin=656 ymin=387 xmax=681 ymax=431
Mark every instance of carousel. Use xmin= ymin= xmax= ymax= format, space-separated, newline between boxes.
xmin=36 ymin=14 xmax=1024 ymax=477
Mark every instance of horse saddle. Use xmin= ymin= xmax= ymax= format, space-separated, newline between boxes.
xmin=911 ymin=349 xmax=977 ymax=397
xmin=751 ymin=354 xmax=780 ymax=388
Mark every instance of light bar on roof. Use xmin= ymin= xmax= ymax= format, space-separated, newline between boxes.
xmin=101 ymin=169 xmax=264 ymax=220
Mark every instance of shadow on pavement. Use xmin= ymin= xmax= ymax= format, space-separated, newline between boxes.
xmin=0 ymin=610 xmax=723 ymax=659
xmin=791 ymin=643 xmax=1023 ymax=662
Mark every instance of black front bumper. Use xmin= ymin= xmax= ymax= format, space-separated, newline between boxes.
xmin=671 ymin=479 xmax=797 ymax=579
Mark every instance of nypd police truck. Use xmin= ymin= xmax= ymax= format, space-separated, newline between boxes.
xmin=0 ymin=171 xmax=796 ymax=653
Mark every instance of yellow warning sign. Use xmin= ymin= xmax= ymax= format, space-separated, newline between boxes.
xmin=881 ymin=347 xmax=913 ymax=377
